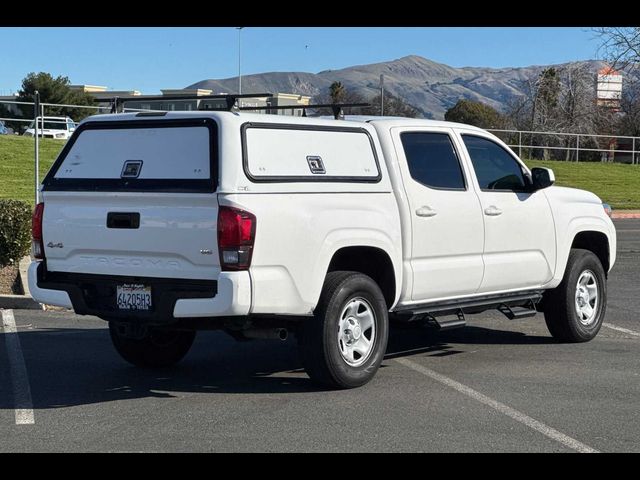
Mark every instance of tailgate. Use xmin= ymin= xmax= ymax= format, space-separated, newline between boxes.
xmin=42 ymin=192 xmax=219 ymax=280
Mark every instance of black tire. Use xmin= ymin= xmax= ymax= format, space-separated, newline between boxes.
xmin=299 ymin=271 xmax=389 ymax=389
xmin=543 ymin=248 xmax=607 ymax=343
xmin=109 ymin=322 xmax=196 ymax=368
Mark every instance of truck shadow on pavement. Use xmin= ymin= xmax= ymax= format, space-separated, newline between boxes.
xmin=0 ymin=324 xmax=555 ymax=409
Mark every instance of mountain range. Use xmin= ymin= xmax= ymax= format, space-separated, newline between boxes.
xmin=187 ymin=55 xmax=607 ymax=119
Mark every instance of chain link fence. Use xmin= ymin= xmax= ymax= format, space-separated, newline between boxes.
xmin=487 ymin=129 xmax=640 ymax=165
xmin=0 ymin=98 xmax=112 ymax=136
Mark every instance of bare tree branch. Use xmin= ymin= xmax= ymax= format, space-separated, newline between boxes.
xmin=593 ymin=27 xmax=640 ymax=71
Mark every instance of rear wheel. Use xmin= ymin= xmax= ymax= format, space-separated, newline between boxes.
xmin=109 ymin=322 xmax=196 ymax=368
xmin=543 ymin=249 xmax=607 ymax=343
xmin=299 ymin=271 xmax=389 ymax=389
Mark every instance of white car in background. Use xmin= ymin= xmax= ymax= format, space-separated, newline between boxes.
xmin=23 ymin=116 xmax=76 ymax=139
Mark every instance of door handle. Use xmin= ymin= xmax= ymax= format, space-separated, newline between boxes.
xmin=416 ymin=206 xmax=437 ymax=217
xmin=484 ymin=206 xmax=503 ymax=216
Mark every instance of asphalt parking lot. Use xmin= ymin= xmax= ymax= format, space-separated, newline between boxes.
xmin=1 ymin=219 xmax=639 ymax=452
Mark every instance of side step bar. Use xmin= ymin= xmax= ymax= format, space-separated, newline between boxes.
xmin=393 ymin=290 xmax=544 ymax=325
xmin=497 ymin=299 xmax=538 ymax=320
xmin=428 ymin=310 xmax=467 ymax=330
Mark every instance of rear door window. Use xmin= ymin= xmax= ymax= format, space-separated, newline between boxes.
xmin=43 ymin=118 xmax=217 ymax=193
xmin=401 ymin=132 xmax=466 ymax=190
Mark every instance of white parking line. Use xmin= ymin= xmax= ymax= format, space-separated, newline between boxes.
xmin=603 ymin=323 xmax=640 ymax=337
xmin=395 ymin=357 xmax=598 ymax=453
xmin=1 ymin=310 xmax=35 ymax=425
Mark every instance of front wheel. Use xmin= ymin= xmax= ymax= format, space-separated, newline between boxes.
xmin=299 ymin=271 xmax=389 ymax=389
xmin=543 ymin=249 xmax=607 ymax=343
xmin=109 ymin=322 xmax=196 ymax=368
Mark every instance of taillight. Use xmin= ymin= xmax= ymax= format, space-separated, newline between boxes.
xmin=217 ymin=206 xmax=256 ymax=271
xmin=32 ymin=202 xmax=45 ymax=260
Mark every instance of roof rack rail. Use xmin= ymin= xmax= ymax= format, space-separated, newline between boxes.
xmin=239 ymin=103 xmax=370 ymax=119
xmin=105 ymin=93 xmax=274 ymax=113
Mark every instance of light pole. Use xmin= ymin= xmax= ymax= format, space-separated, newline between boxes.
xmin=236 ymin=27 xmax=244 ymax=95
xmin=380 ymin=74 xmax=384 ymax=116
xmin=34 ymin=91 xmax=40 ymax=204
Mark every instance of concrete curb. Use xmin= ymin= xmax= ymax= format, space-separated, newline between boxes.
xmin=19 ymin=256 xmax=31 ymax=296
xmin=612 ymin=212 xmax=640 ymax=219
xmin=0 ymin=294 xmax=43 ymax=310
xmin=0 ymin=256 xmax=43 ymax=310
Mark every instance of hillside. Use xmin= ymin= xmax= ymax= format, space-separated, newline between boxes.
xmin=188 ymin=55 xmax=607 ymax=119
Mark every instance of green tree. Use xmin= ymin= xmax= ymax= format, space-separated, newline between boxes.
xmin=536 ymin=68 xmax=560 ymax=111
xmin=313 ymin=82 xmax=367 ymax=116
xmin=527 ymin=68 xmax=561 ymax=160
xmin=16 ymin=72 xmax=96 ymax=122
xmin=329 ymin=81 xmax=346 ymax=104
xmin=444 ymin=99 xmax=505 ymax=128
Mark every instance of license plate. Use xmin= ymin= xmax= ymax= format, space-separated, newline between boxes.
xmin=116 ymin=284 xmax=152 ymax=311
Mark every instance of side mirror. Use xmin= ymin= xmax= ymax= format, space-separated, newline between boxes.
xmin=531 ymin=167 xmax=555 ymax=190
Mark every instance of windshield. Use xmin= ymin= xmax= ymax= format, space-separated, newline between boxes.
xmin=29 ymin=119 xmax=69 ymax=130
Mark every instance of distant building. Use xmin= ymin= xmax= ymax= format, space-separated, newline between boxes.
xmin=596 ymin=66 xmax=623 ymax=110
xmin=129 ymin=90 xmax=311 ymax=116
xmin=70 ymin=85 xmax=142 ymax=97
xmin=70 ymin=85 xmax=142 ymax=113
xmin=265 ymin=93 xmax=312 ymax=116
xmin=71 ymin=84 xmax=310 ymax=116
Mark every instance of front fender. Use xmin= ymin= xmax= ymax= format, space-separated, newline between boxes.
xmin=547 ymin=214 xmax=616 ymax=288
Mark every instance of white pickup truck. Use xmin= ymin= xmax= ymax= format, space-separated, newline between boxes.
xmin=28 ymin=111 xmax=617 ymax=388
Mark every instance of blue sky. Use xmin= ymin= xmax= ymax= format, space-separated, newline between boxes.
xmin=0 ymin=27 xmax=603 ymax=95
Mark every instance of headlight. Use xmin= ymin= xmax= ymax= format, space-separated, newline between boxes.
xmin=55 ymin=133 xmax=65 ymax=138
xmin=602 ymin=203 xmax=613 ymax=218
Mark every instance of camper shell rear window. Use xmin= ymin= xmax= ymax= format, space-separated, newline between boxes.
xmin=42 ymin=118 xmax=217 ymax=193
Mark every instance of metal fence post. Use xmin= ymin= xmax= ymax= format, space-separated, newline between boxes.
xmin=34 ymin=91 xmax=40 ymax=204
xmin=518 ymin=131 xmax=522 ymax=158
xmin=633 ymin=137 xmax=637 ymax=165
xmin=576 ymin=134 xmax=580 ymax=162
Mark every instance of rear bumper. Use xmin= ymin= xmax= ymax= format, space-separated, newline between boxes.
xmin=173 ymin=272 xmax=251 ymax=317
xmin=28 ymin=262 xmax=73 ymax=308
xmin=28 ymin=262 xmax=251 ymax=322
